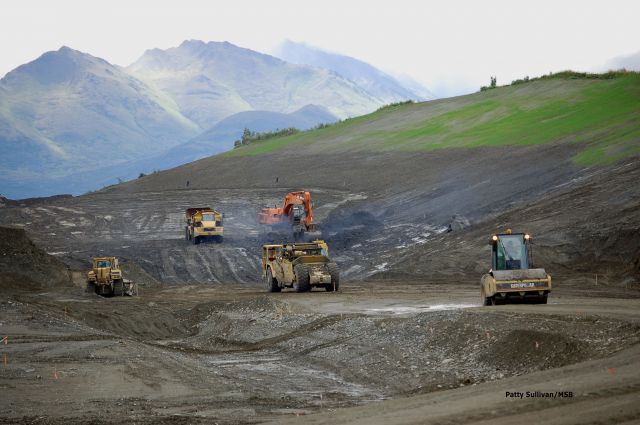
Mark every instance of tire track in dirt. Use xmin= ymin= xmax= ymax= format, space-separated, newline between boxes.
xmin=4 ymin=334 xmax=117 ymax=344
xmin=194 ymin=248 xmax=219 ymax=283
xmin=160 ymin=248 xmax=178 ymax=281
xmin=219 ymin=248 xmax=243 ymax=282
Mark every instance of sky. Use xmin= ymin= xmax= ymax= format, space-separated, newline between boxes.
xmin=2 ymin=0 xmax=639 ymax=97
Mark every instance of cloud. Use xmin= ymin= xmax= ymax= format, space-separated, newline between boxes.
xmin=602 ymin=50 xmax=640 ymax=71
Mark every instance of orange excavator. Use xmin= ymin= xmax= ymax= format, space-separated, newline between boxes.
xmin=259 ymin=191 xmax=320 ymax=241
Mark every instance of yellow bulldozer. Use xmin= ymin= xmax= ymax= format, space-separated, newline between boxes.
xmin=86 ymin=257 xmax=136 ymax=297
xmin=480 ymin=230 xmax=551 ymax=305
xmin=262 ymin=240 xmax=339 ymax=292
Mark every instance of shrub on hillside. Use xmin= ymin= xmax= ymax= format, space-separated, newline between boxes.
xmin=485 ymin=70 xmax=638 ymax=93
xmin=233 ymin=127 xmax=300 ymax=148
xmin=375 ymin=100 xmax=415 ymax=112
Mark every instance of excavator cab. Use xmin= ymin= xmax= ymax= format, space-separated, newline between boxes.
xmin=291 ymin=204 xmax=306 ymax=223
xmin=491 ymin=233 xmax=532 ymax=271
xmin=259 ymin=191 xmax=320 ymax=241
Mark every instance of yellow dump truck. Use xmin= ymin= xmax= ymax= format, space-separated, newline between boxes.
xmin=262 ymin=240 xmax=338 ymax=292
xmin=86 ymin=256 xmax=136 ymax=296
xmin=480 ymin=230 xmax=551 ymax=305
xmin=185 ymin=207 xmax=224 ymax=244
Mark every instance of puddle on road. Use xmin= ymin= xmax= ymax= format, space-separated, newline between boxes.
xmin=364 ymin=304 xmax=476 ymax=315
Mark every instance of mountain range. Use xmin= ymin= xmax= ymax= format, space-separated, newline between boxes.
xmin=0 ymin=47 xmax=198 ymax=182
xmin=0 ymin=40 xmax=432 ymax=199
xmin=98 ymin=104 xmax=339 ymax=185
xmin=274 ymin=40 xmax=435 ymax=102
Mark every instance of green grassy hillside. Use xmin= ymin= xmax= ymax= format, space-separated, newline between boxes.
xmin=227 ymin=73 xmax=640 ymax=165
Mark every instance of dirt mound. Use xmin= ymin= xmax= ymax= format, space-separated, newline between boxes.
xmin=120 ymin=261 xmax=163 ymax=287
xmin=477 ymin=329 xmax=586 ymax=373
xmin=62 ymin=298 xmax=192 ymax=340
xmin=322 ymin=208 xmax=383 ymax=251
xmin=0 ymin=196 xmax=18 ymax=207
xmin=0 ymin=226 xmax=72 ymax=290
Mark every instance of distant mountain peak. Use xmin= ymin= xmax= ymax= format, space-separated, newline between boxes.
xmin=280 ymin=39 xmax=347 ymax=61
xmin=127 ymin=40 xmax=380 ymax=127
xmin=171 ymin=39 xmax=280 ymax=64
xmin=274 ymin=40 xmax=435 ymax=102
xmin=180 ymin=39 xmax=206 ymax=47
xmin=57 ymin=45 xmax=74 ymax=54
xmin=1 ymin=46 xmax=104 ymax=86
xmin=292 ymin=104 xmax=331 ymax=115
xmin=0 ymin=46 xmax=200 ymax=198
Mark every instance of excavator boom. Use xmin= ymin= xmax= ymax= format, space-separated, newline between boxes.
xmin=259 ymin=191 xmax=318 ymax=239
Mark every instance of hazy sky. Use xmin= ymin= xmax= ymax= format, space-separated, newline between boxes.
xmin=2 ymin=0 xmax=639 ymax=97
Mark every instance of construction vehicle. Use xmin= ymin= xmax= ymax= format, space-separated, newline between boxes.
xmin=480 ymin=230 xmax=551 ymax=305
xmin=262 ymin=240 xmax=339 ymax=292
xmin=86 ymin=257 xmax=136 ymax=296
xmin=259 ymin=191 xmax=320 ymax=241
xmin=185 ymin=207 xmax=224 ymax=244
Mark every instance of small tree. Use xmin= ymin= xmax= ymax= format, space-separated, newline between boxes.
xmin=490 ymin=76 xmax=497 ymax=88
xmin=241 ymin=128 xmax=253 ymax=144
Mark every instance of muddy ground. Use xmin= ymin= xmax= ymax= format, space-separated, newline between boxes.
xmin=0 ymin=187 xmax=445 ymax=284
xmin=1 ymin=139 xmax=639 ymax=425
xmin=1 ymin=282 xmax=639 ymax=424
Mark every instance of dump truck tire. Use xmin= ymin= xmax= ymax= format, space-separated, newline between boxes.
xmin=326 ymin=262 xmax=340 ymax=292
xmin=216 ymin=235 xmax=224 ymax=243
xmin=86 ymin=281 xmax=96 ymax=294
xmin=293 ymin=264 xmax=310 ymax=292
xmin=193 ymin=235 xmax=199 ymax=245
xmin=481 ymin=287 xmax=492 ymax=306
xmin=98 ymin=284 xmax=113 ymax=297
xmin=113 ymin=279 xmax=124 ymax=296
xmin=185 ymin=227 xmax=190 ymax=241
xmin=266 ymin=268 xmax=280 ymax=292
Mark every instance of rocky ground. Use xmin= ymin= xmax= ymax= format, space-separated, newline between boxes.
xmin=1 ymin=282 xmax=639 ymax=424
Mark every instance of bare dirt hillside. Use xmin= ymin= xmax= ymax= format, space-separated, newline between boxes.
xmin=0 ymin=149 xmax=637 ymax=287
xmin=0 ymin=226 xmax=71 ymax=290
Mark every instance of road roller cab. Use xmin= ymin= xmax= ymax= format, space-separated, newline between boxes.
xmin=480 ymin=230 xmax=552 ymax=305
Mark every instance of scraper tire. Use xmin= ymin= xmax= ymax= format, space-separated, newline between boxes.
xmin=293 ymin=264 xmax=310 ymax=292
xmin=326 ymin=263 xmax=340 ymax=292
